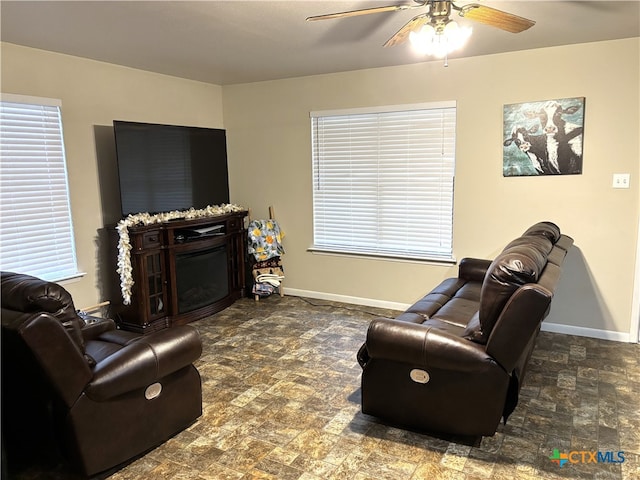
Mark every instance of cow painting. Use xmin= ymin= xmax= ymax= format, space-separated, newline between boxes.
xmin=503 ymin=97 xmax=585 ymax=176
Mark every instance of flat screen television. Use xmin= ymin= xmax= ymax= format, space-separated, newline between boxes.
xmin=113 ymin=120 xmax=230 ymax=217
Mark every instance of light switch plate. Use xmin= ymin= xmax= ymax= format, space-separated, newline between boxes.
xmin=613 ymin=173 xmax=630 ymax=189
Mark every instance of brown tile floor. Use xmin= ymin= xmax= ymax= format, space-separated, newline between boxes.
xmin=11 ymin=295 xmax=640 ymax=479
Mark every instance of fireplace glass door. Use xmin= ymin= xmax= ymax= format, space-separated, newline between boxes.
xmin=175 ymin=245 xmax=229 ymax=314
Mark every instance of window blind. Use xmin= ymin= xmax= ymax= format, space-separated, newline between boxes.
xmin=0 ymin=94 xmax=80 ymax=281
xmin=311 ymin=102 xmax=456 ymax=261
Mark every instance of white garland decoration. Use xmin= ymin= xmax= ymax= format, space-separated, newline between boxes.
xmin=116 ymin=204 xmax=246 ymax=305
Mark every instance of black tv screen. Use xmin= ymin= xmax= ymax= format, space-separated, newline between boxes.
xmin=113 ymin=120 xmax=230 ymax=216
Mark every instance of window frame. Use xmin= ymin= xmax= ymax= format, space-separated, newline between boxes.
xmin=0 ymin=93 xmax=81 ymax=282
xmin=309 ymin=101 xmax=457 ymax=263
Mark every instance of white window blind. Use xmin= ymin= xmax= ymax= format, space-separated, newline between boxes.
xmin=311 ymin=102 xmax=456 ymax=261
xmin=0 ymin=94 xmax=80 ymax=281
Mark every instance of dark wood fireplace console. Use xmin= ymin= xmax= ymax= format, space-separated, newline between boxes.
xmin=113 ymin=211 xmax=248 ymax=333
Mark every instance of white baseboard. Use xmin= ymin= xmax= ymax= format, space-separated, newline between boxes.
xmin=540 ymin=322 xmax=631 ymax=343
xmin=283 ymin=288 xmax=411 ymax=312
xmin=283 ymin=288 xmax=631 ymax=343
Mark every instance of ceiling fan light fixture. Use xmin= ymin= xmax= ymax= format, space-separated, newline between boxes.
xmin=409 ymin=20 xmax=472 ymax=58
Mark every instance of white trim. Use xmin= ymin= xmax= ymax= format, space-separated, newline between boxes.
xmin=308 ymin=247 xmax=456 ymax=266
xmin=540 ymin=322 xmax=630 ymax=343
xmin=283 ymin=287 xmax=410 ymax=312
xmin=630 ymin=215 xmax=640 ymax=343
xmin=56 ymin=272 xmax=87 ymax=285
xmin=1 ymin=93 xmax=61 ymax=107
xmin=283 ymin=287 xmax=632 ymax=343
xmin=310 ymin=100 xmax=456 ymax=118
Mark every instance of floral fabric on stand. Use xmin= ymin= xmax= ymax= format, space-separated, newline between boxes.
xmin=247 ymin=219 xmax=285 ymax=262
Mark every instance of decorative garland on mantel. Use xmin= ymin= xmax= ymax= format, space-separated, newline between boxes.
xmin=116 ymin=204 xmax=246 ymax=305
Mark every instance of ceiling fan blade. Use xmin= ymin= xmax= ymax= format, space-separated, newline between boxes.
xmin=384 ymin=14 xmax=430 ymax=47
xmin=459 ymin=4 xmax=535 ymax=33
xmin=306 ymin=3 xmax=422 ymax=22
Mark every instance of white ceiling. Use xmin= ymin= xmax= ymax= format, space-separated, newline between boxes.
xmin=1 ymin=1 xmax=639 ymax=85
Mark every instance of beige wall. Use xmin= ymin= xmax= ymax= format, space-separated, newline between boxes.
xmin=1 ymin=42 xmax=224 ymax=306
xmin=223 ymin=38 xmax=639 ymax=338
xmin=2 ymin=39 xmax=638 ymax=339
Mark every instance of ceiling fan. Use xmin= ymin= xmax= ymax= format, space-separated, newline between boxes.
xmin=306 ymin=1 xmax=535 ymax=55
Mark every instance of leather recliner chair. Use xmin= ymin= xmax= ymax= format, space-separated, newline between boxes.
xmin=1 ymin=271 xmax=203 ymax=477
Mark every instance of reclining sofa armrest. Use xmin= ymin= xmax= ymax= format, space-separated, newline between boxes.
xmin=365 ymin=318 xmax=498 ymax=373
xmin=458 ymin=257 xmax=492 ymax=282
xmin=7 ymin=312 xmax=93 ymax=407
xmin=86 ymin=325 xmax=202 ymax=401
xmin=486 ymin=284 xmax=552 ymax=373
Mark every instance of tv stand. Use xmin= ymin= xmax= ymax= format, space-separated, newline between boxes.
xmin=112 ymin=211 xmax=248 ymax=333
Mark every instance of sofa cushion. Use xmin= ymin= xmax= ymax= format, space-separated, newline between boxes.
xmin=404 ymin=293 xmax=451 ymax=319
xmin=477 ymin=244 xmax=548 ymax=343
xmin=401 ymin=278 xmax=481 ymax=329
xmin=430 ymin=296 xmax=480 ymax=328
xmin=462 ymin=311 xmax=482 ymax=342
xmin=421 ymin=318 xmax=467 ymax=336
xmin=395 ymin=312 xmax=428 ymax=324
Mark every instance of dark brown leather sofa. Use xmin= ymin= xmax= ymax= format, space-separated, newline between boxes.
xmin=1 ymin=271 xmax=203 ymax=477
xmin=357 ymin=221 xmax=573 ymax=438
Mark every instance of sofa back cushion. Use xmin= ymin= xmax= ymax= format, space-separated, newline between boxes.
xmin=476 ymin=243 xmax=548 ymax=343
xmin=503 ymin=234 xmax=553 ymax=256
xmin=469 ymin=222 xmax=561 ymax=344
xmin=522 ymin=221 xmax=561 ymax=243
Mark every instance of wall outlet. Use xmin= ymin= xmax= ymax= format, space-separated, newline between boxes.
xmin=612 ymin=173 xmax=630 ymax=189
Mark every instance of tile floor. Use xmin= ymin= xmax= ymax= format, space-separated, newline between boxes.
xmin=11 ymin=295 xmax=640 ymax=479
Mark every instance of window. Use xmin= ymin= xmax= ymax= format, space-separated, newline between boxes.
xmin=310 ymin=102 xmax=456 ymax=262
xmin=0 ymin=94 xmax=80 ymax=281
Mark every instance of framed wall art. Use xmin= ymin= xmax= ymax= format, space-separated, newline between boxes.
xmin=503 ymin=97 xmax=585 ymax=177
